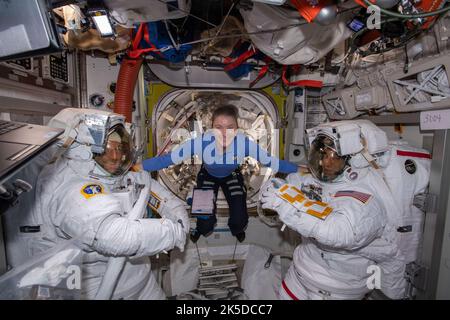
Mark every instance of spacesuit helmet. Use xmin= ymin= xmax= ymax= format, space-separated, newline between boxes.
xmin=93 ymin=123 xmax=134 ymax=176
xmin=48 ymin=108 xmax=136 ymax=178
xmin=308 ymin=133 xmax=349 ymax=182
xmin=305 ymin=120 xmax=389 ymax=182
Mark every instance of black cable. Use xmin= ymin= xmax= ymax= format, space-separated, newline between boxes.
xmin=361 ymin=0 xmax=450 ymax=19
xmin=155 ymin=0 xmax=218 ymax=28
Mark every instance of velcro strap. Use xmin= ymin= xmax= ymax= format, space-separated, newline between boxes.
xmin=282 ymin=65 xmax=323 ymax=88
xmin=224 ymin=48 xmax=257 ymax=71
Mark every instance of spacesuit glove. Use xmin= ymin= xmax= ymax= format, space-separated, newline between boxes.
xmin=162 ymin=207 xmax=191 ymax=234
xmin=157 ymin=197 xmax=190 ymax=234
xmin=156 ymin=206 xmax=189 ymax=235
xmin=260 ymin=190 xmax=302 ymax=221
xmin=172 ymin=222 xmax=187 ymax=252
xmin=260 ymin=178 xmax=307 ymax=214
xmin=277 ymin=204 xmax=304 ymax=230
xmin=149 ymin=179 xmax=190 ymax=233
xmin=260 ymin=190 xmax=286 ymax=211
xmin=166 ymin=206 xmax=190 ymax=234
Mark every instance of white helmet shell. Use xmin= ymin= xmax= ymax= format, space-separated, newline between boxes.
xmin=48 ymin=108 xmax=135 ymax=178
xmin=305 ymin=120 xmax=389 ymax=170
xmin=306 ymin=120 xmax=388 ymax=155
xmin=48 ymin=108 xmax=127 ymax=155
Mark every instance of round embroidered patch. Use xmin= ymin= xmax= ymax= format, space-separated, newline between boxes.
xmin=405 ymin=159 xmax=417 ymax=174
xmin=81 ymin=184 xmax=104 ymax=199
xmin=349 ymin=172 xmax=358 ymax=181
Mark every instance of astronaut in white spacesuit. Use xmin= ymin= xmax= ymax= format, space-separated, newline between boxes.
xmin=27 ymin=108 xmax=189 ymax=300
xmin=260 ymin=120 xmax=431 ymax=300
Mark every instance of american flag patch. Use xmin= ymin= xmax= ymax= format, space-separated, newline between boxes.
xmin=334 ymin=190 xmax=372 ymax=204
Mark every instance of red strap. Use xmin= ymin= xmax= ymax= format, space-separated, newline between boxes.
xmin=127 ymin=23 xmax=161 ymax=59
xmin=282 ymin=280 xmax=299 ymax=300
xmin=249 ymin=56 xmax=272 ymax=88
xmin=396 ymin=150 xmax=432 ymax=159
xmin=131 ymin=24 xmax=143 ymax=50
xmin=128 ymin=48 xmax=159 ymax=59
xmin=249 ymin=65 xmax=269 ymax=88
xmin=282 ymin=65 xmax=323 ymax=88
xmin=224 ymin=40 xmax=242 ymax=64
xmin=290 ymin=0 xmax=324 ymax=22
xmin=353 ymin=0 xmax=375 ymax=8
xmin=143 ymin=24 xmax=151 ymax=48
xmin=224 ymin=48 xmax=257 ymax=71
xmin=142 ymin=24 xmax=162 ymax=57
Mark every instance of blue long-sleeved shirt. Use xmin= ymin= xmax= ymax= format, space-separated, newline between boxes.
xmin=143 ymin=131 xmax=297 ymax=178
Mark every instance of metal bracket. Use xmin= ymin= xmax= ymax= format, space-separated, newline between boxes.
xmin=0 ymin=179 xmax=32 ymax=215
xmin=405 ymin=262 xmax=428 ymax=298
xmin=413 ymin=193 xmax=438 ymax=213
xmin=393 ymin=65 xmax=450 ymax=105
xmin=276 ymin=118 xmax=288 ymax=129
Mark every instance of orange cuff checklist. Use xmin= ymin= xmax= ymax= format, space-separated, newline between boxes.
xmin=277 ymin=184 xmax=333 ymax=220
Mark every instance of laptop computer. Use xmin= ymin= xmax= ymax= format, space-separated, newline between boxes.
xmin=0 ymin=119 xmax=63 ymax=184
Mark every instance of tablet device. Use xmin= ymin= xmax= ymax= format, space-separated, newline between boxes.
xmin=191 ymin=188 xmax=215 ymax=217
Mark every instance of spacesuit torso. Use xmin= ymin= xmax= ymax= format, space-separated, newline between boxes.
xmin=279 ymin=140 xmax=431 ymax=300
xmin=258 ymin=120 xmax=432 ymax=300
xmin=28 ymin=156 xmax=184 ymax=299
xmin=283 ymin=166 xmax=396 ymax=299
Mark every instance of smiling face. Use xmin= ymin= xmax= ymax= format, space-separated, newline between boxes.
xmin=308 ymin=135 xmax=347 ymax=182
xmin=211 ymin=105 xmax=239 ymax=148
xmin=94 ymin=125 xmax=133 ymax=176
xmin=321 ymin=147 xmax=346 ymax=179
xmin=212 ymin=114 xmax=238 ymax=148
xmin=97 ymin=140 xmax=125 ymax=173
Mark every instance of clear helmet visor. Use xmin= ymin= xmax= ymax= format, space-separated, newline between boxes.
xmin=94 ymin=124 xmax=134 ymax=176
xmin=308 ymin=134 xmax=347 ymax=182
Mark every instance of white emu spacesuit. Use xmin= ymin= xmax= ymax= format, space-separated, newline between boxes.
xmin=260 ymin=120 xmax=431 ymax=300
xmin=27 ymin=108 xmax=189 ymax=299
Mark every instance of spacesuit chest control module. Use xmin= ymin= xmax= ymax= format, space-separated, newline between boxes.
xmin=260 ymin=120 xmax=431 ymax=300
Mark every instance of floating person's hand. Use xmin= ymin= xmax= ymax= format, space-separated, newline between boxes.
xmin=131 ymin=162 xmax=143 ymax=172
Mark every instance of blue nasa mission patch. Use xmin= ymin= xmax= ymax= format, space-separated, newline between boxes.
xmin=80 ymin=184 xmax=104 ymax=199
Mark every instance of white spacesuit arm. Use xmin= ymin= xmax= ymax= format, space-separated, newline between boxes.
xmin=280 ymin=195 xmax=386 ymax=250
xmin=56 ymin=191 xmax=186 ymax=257
xmin=148 ymin=179 xmax=190 ymax=233
xmin=261 ymin=177 xmax=386 ymax=250
xmin=279 ymin=173 xmax=386 ymax=249
xmin=93 ymin=215 xmax=186 ymax=257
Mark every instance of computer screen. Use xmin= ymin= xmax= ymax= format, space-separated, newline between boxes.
xmin=0 ymin=0 xmax=62 ymax=61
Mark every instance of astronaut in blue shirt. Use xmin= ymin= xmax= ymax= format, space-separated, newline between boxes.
xmin=142 ymin=105 xmax=298 ymax=242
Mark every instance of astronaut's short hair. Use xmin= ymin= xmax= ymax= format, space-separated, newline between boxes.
xmin=211 ymin=104 xmax=239 ymax=126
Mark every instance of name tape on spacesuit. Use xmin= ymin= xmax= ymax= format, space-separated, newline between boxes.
xmin=148 ymin=191 xmax=162 ymax=211
xmin=277 ymin=184 xmax=333 ymax=220
xmin=80 ymin=184 xmax=105 ymax=199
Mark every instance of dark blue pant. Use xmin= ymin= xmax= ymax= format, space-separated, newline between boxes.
xmin=195 ymin=167 xmax=248 ymax=236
